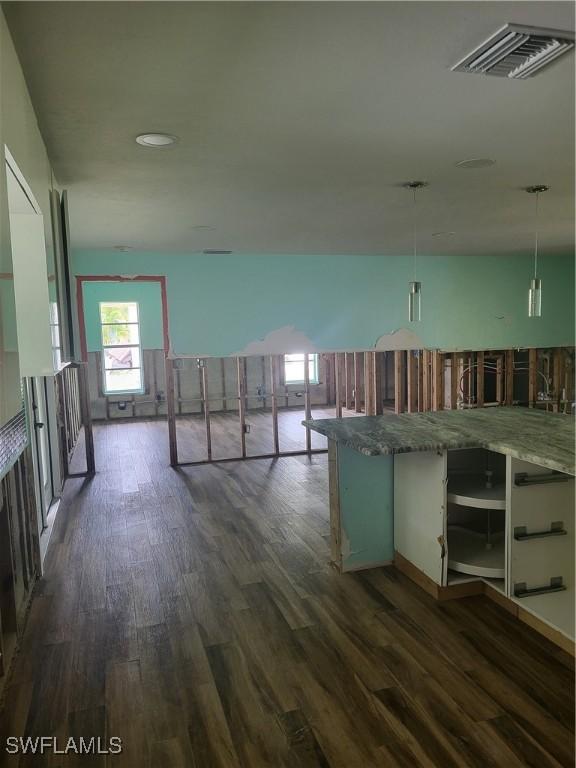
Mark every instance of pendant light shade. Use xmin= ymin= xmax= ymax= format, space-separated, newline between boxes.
xmin=404 ymin=181 xmax=428 ymax=322
xmin=408 ymin=281 xmax=421 ymax=322
xmin=526 ymin=185 xmax=548 ymax=318
xmin=528 ymin=278 xmax=542 ymax=318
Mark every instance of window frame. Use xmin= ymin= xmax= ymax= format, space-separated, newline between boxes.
xmin=99 ymin=301 xmax=144 ymax=396
xmin=283 ymin=353 xmax=319 ymax=385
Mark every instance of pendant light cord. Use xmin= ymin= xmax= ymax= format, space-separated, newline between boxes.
xmin=412 ymin=187 xmax=417 ymax=281
xmin=533 ymin=191 xmax=539 ymax=280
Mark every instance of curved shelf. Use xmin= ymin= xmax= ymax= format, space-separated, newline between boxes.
xmin=447 ymin=475 xmax=506 ymax=510
xmin=448 ymin=526 xmax=505 ymax=579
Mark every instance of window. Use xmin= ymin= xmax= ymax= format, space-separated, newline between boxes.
xmin=49 ymin=301 xmax=62 ymax=370
xmin=100 ymin=302 xmax=144 ymax=394
xmin=284 ymin=353 xmax=319 ymax=384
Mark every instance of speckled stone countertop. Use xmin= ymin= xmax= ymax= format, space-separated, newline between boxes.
xmin=303 ymin=407 xmax=575 ymax=475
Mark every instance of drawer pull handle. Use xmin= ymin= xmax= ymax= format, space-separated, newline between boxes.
xmin=514 ymin=577 xmax=566 ymax=598
xmin=514 ymin=471 xmax=571 ymax=487
xmin=514 ymin=522 xmax=567 ymax=541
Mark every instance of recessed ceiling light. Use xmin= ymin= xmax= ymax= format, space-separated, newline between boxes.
xmin=136 ymin=133 xmax=178 ymax=147
xmin=455 ymin=158 xmax=495 ymax=169
xmin=113 ymin=245 xmax=133 ymax=251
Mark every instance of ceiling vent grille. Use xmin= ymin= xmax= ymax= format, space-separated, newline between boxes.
xmin=452 ymin=23 xmax=574 ymax=78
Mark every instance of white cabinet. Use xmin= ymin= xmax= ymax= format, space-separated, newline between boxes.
xmin=507 ymin=456 xmax=575 ymax=639
xmin=394 ymin=448 xmax=575 ymax=643
xmin=394 ymin=451 xmax=447 ymax=586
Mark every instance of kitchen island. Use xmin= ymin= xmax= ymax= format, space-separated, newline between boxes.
xmin=304 ymin=407 xmax=575 ymax=650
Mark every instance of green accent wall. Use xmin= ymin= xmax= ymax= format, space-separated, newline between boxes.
xmin=74 ymin=250 xmax=574 ymax=356
xmin=81 ymin=280 xmax=163 ymax=353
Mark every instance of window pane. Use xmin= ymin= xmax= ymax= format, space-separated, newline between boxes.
xmin=309 ymin=356 xmax=318 ymax=383
xmin=100 ymin=302 xmax=139 ymax=324
xmin=51 ymin=324 xmax=61 ymax=348
xmin=285 ymin=360 xmax=305 ymax=383
xmin=284 ymin=353 xmax=318 ymax=383
xmin=103 ymin=346 xmax=141 ymax=370
xmin=102 ymin=323 xmax=140 ymax=346
xmin=105 ymin=368 xmax=142 ymax=393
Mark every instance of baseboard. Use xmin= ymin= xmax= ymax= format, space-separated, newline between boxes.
xmin=394 ymin=551 xmax=575 ymax=656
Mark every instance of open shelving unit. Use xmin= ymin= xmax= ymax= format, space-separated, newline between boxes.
xmin=446 ymin=450 xmax=507 ymax=588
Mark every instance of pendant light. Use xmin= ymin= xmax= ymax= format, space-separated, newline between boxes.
xmin=526 ymin=185 xmax=548 ymax=318
xmin=404 ymin=181 xmax=428 ymax=322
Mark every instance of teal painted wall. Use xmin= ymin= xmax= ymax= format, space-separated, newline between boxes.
xmin=337 ymin=444 xmax=394 ymax=570
xmin=81 ymin=280 xmax=163 ymax=353
xmin=73 ymin=250 xmax=574 ymax=356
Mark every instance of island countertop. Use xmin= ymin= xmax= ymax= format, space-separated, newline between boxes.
xmin=303 ymin=407 xmax=575 ymax=475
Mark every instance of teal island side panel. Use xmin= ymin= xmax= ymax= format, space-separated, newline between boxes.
xmin=337 ymin=443 xmax=394 ymax=571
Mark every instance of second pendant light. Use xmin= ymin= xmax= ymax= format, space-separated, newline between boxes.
xmin=404 ymin=181 xmax=428 ymax=322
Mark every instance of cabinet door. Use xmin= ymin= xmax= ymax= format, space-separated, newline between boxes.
xmin=507 ymin=456 xmax=575 ymax=639
xmin=394 ymin=451 xmax=447 ymax=585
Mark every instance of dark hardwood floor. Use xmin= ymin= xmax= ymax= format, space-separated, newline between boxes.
xmin=0 ymin=420 xmax=573 ymax=767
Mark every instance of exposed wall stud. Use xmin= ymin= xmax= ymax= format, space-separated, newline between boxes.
xmin=354 ymin=352 xmax=363 ymax=413
xmin=304 ymin=353 xmax=312 ymax=453
xmin=407 ymin=351 xmax=418 ymax=413
xmin=528 ymin=348 xmax=538 ymax=407
xmin=335 ymin=353 xmax=343 ymax=418
xmin=394 ymin=350 xmax=405 ymax=413
xmin=237 ymin=357 xmax=247 ymax=458
xmin=270 ymin=356 xmax=280 ymax=454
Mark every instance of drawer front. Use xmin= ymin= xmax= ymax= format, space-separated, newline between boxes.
xmin=507 ymin=456 xmax=575 ymax=638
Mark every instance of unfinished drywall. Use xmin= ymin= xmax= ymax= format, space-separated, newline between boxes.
xmin=73 ymin=250 xmax=575 ymax=358
xmin=87 ymin=352 xmax=332 ymax=421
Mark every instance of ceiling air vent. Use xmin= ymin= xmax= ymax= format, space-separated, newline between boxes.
xmin=452 ymin=23 xmax=574 ymax=79
xmin=202 ymin=249 xmax=232 ymax=254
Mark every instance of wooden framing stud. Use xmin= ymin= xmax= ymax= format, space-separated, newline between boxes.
xmin=450 ymin=353 xmax=458 ymax=410
xmin=335 ymin=352 xmax=343 ymax=418
xmin=270 ymin=355 xmax=280 ymax=454
xmin=374 ymin=351 xmax=384 ymax=415
xmin=165 ymin=358 xmax=178 ymax=467
xmin=553 ymin=348 xmax=566 ymax=412
xmin=476 ymin=351 xmax=485 ymax=408
xmin=236 ymin=357 xmax=247 ymax=458
xmin=432 ymin=352 xmax=444 ymax=411
xmin=345 ymin=352 xmax=354 ymax=411
xmin=505 ymin=349 xmax=514 ymax=406
xmin=394 ymin=350 xmax=405 ymax=414
xmin=364 ymin=352 xmax=376 ymax=415
xmin=407 ymin=351 xmax=418 ymax=413
xmin=353 ymin=352 xmax=363 ymax=413
xmin=304 ymin=352 xmax=312 ymax=453
xmin=201 ymin=363 xmax=212 ymax=460
xmin=528 ymin=348 xmax=538 ymax=407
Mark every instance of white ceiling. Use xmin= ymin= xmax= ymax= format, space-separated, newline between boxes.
xmin=4 ymin=1 xmax=575 ymax=256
